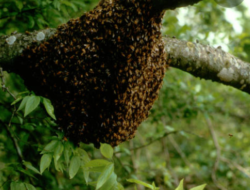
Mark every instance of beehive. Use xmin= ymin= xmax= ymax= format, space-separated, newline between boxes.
xmin=16 ymin=0 xmax=167 ymax=147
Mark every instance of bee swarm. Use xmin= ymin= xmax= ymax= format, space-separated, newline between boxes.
xmin=17 ymin=0 xmax=167 ymax=147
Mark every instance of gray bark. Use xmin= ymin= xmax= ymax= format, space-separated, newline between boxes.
xmin=0 ymin=28 xmax=56 ymax=71
xmin=163 ymin=37 xmax=250 ymax=94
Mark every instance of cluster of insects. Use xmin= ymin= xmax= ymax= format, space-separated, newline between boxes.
xmin=18 ymin=0 xmax=167 ymax=147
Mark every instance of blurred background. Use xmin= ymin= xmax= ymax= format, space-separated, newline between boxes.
xmin=1 ymin=0 xmax=250 ymax=189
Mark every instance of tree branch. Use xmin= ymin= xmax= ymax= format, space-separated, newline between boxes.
xmin=0 ymin=120 xmax=24 ymax=163
xmin=0 ymin=28 xmax=56 ymax=71
xmin=164 ymin=36 xmax=250 ymax=94
xmin=152 ymin=0 xmax=203 ymax=11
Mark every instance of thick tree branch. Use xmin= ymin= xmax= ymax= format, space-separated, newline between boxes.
xmin=0 ymin=28 xmax=56 ymax=71
xmin=152 ymin=0 xmax=202 ymax=11
xmin=164 ymin=36 xmax=250 ymax=94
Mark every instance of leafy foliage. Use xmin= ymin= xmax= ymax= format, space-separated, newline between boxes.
xmin=1 ymin=0 xmax=250 ymax=190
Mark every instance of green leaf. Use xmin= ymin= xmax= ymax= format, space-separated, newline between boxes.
xmin=40 ymin=154 xmax=52 ymax=174
xmin=96 ymin=163 xmax=114 ymax=189
xmin=100 ymin=143 xmax=113 ymax=159
xmin=190 ymin=184 xmax=207 ymax=190
xmin=15 ymin=1 xmax=23 ymax=11
xmin=41 ymin=140 xmax=59 ymax=154
xmin=10 ymin=182 xmax=26 ymax=190
xmin=17 ymin=168 xmax=36 ymax=178
xmin=99 ymin=172 xmax=117 ymax=190
xmin=17 ymin=91 xmax=29 ymax=96
xmin=11 ymin=96 xmax=23 ymax=105
xmin=77 ymin=148 xmax=90 ymax=184
xmin=24 ymin=96 xmax=40 ymax=117
xmin=21 ymin=123 xmax=35 ymax=131
xmin=175 ymin=179 xmax=184 ymax=190
xmin=77 ymin=148 xmax=90 ymax=163
xmin=24 ymin=183 xmax=36 ymax=190
xmin=116 ymin=183 xmax=125 ymax=190
xmin=127 ymin=179 xmax=153 ymax=189
xmin=42 ymin=98 xmax=56 ymax=120
xmin=87 ymin=166 xmax=106 ymax=172
xmin=23 ymin=161 xmax=40 ymax=175
xmin=18 ymin=96 xmax=29 ymax=111
xmin=61 ymin=1 xmax=77 ymax=11
xmin=53 ymin=0 xmax=61 ymax=10
xmin=83 ymin=169 xmax=90 ymax=185
xmin=53 ymin=142 xmax=64 ymax=171
xmin=17 ymin=116 xmax=23 ymax=124
xmin=85 ymin=159 xmax=111 ymax=168
xmin=27 ymin=16 xmax=35 ymax=28
xmin=152 ymin=182 xmax=159 ymax=190
xmin=64 ymin=142 xmax=72 ymax=167
xmin=69 ymin=156 xmax=81 ymax=179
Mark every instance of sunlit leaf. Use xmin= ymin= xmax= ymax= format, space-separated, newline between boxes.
xmin=127 ymin=179 xmax=153 ymax=189
xmin=24 ymin=183 xmax=36 ymax=190
xmin=190 ymin=184 xmax=207 ymax=190
xmin=99 ymin=172 xmax=117 ymax=190
xmin=64 ymin=142 xmax=72 ymax=167
xmin=53 ymin=142 xmax=64 ymax=171
xmin=41 ymin=140 xmax=59 ymax=154
xmin=100 ymin=143 xmax=113 ymax=159
xmin=40 ymin=154 xmax=52 ymax=174
xmin=11 ymin=96 xmax=23 ymax=105
xmin=85 ymin=159 xmax=111 ymax=168
xmin=96 ymin=163 xmax=114 ymax=189
xmin=17 ymin=96 xmax=29 ymax=111
xmin=69 ymin=155 xmax=81 ymax=179
xmin=42 ymin=98 xmax=56 ymax=120
xmin=23 ymin=161 xmax=40 ymax=175
xmin=175 ymin=179 xmax=184 ymax=190
xmin=24 ymin=96 xmax=40 ymax=117
xmin=10 ymin=182 xmax=26 ymax=190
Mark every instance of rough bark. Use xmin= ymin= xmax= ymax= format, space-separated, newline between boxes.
xmin=163 ymin=37 xmax=250 ymax=94
xmin=0 ymin=28 xmax=56 ymax=71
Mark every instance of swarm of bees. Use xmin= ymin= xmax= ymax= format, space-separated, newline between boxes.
xmin=17 ymin=0 xmax=167 ymax=147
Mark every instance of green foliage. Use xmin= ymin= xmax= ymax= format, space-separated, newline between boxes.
xmin=1 ymin=0 xmax=250 ymax=190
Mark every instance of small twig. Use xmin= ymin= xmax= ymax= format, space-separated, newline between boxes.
xmin=220 ymin=157 xmax=250 ymax=178
xmin=161 ymin=138 xmax=179 ymax=186
xmin=129 ymin=131 xmax=178 ymax=152
xmin=204 ymin=113 xmax=227 ymax=190
xmin=168 ymin=135 xmax=189 ymax=166
xmin=0 ymin=120 xmax=24 ymax=163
